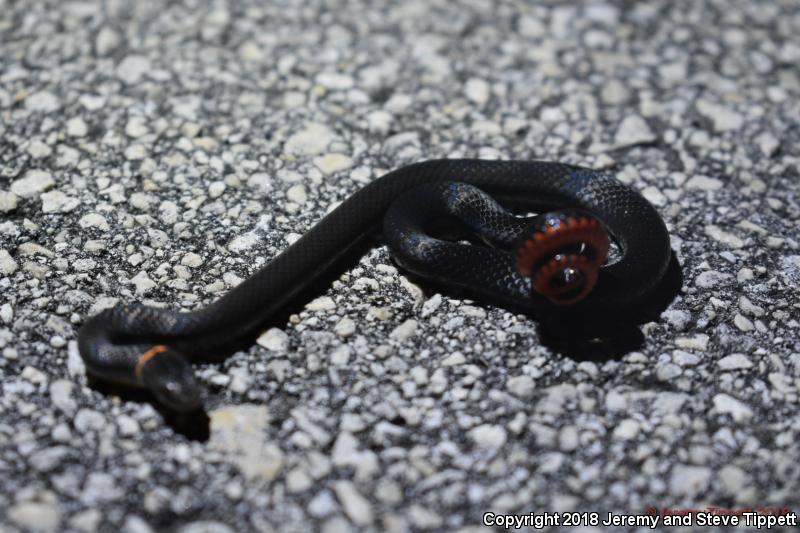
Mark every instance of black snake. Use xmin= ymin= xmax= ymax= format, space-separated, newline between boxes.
xmin=78 ymin=159 xmax=671 ymax=411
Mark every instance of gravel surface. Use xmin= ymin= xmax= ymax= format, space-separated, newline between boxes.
xmin=2 ymin=0 xmax=800 ymax=531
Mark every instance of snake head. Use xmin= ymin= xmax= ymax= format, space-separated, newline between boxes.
xmin=137 ymin=347 xmax=202 ymax=412
xmin=516 ymin=210 xmax=610 ymax=305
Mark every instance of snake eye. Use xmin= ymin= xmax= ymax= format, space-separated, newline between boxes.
xmin=516 ymin=212 xmax=610 ymax=305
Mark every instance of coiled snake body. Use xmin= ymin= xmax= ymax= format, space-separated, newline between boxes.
xmin=78 ymin=159 xmax=671 ymax=411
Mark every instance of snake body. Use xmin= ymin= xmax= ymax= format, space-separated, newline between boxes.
xmin=78 ymin=159 xmax=671 ymax=411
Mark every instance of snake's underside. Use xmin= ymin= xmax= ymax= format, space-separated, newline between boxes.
xmin=78 ymin=159 xmax=671 ymax=411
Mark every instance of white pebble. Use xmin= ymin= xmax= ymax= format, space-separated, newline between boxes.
xmin=614 ymin=115 xmax=657 ymax=148
xmin=696 ymin=100 xmax=743 ymax=132
xmin=79 ymin=213 xmax=110 ymax=231
xmin=712 ymin=393 xmax=753 ymax=421
xmin=313 ymin=153 xmax=353 ymax=175
xmin=95 ymin=26 xmax=121 ymax=56
xmin=506 ymin=375 xmax=535 ymax=399
xmin=66 ymin=117 xmax=88 ymax=137
xmin=389 ymin=319 xmax=417 ymax=341
xmin=181 ymin=253 xmax=203 ymax=268
xmin=468 ymin=423 xmax=507 ymax=449
xmin=256 ymin=328 xmax=289 ymax=352
xmin=718 ymin=353 xmax=753 ymax=370
xmin=286 ymin=184 xmax=307 ymax=204
xmin=11 ymin=170 xmax=55 ymax=198
xmin=25 ymin=91 xmax=60 ymax=112
xmin=464 ymin=78 xmax=490 ymax=105
xmin=130 ymin=271 xmax=156 ymax=294
xmin=316 ymin=72 xmax=354 ymax=90
xmin=685 ymin=175 xmax=723 ymax=191
xmin=0 ymin=191 xmax=18 ymax=213
xmin=705 ymin=225 xmax=744 ymax=248
xmin=306 ymin=296 xmax=336 ymax=311
xmin=334 ymin=317 xmax=356 ymax=337
xmin=125 ymin=144 xmax=147 ymax=160
xmin=612 ymin=419 xmax=640 ymax=440
xmin=284 ymin=122 xmax=338 ymax=155
xmin=125 ymin=117 xmax=149 ymax=138
xmin=117 ymin=55 xmax=151 ymax=84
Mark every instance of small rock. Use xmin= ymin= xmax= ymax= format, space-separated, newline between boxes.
xmin=95 ymin=26 xmax=121 ymax=56
xmin=559 ymin=425 xmax=579 ymax=451
xmin=0 ymin=249 xmax=18 ymax=275
xmin=25 ymin=91 xmax=60 ymax=112
xmin=696 ymin=100 xmax=743 ymax=132
xmin=675 ymin=334 xmax=709 ymax=351
xmin=421 ymin=294 xmax=443 ymax=317
xmin=468 ymin=424 xmax=507 ymax=450
xmin=130 ymin=271 xmax=156 ymax=294
xmin=50 ymin=380 xmax=76 ymax=414
xmin=117 ymin=55 xmax=151 ymax=84
xmin=9 ymin=500 xmax=61 ymax=532
xmin=661 ymin=309 xmax=691 ymax=329
xmin=694 ymin=270 xmax=731 ymax=289
xmin=733 ymin=314 xmax=755 ymax=332
xmin=738 ymin=296 xmax=765 ymax=317
xmin=754 ymin=132 xmax=780 ymax=157
xmin=41 ymin=190 xmax=78 ymax=213
xmin=329 ymin=345 xmax=351 ymax=365
xmin=285 ymin=122 xmax=338 ymax=155
xmin=66 ymin=117 xmax=88 ymax=137
xmin=308 ymin=490 xmax=337 ymax=517
xmin=0 ymin=190 xmax=18 ymax=212
xmin=601 ymin=79 xmax=630 ymax=105
xmin=614 ymin=115 xmax=657 ymax=148
xmin=121 ymin=515 xmax=155 ymax=533
xmin=506 ymin=375 xmax=535 ymax=399
xmin=238 ymin=40 xmax=264 ymax=62
xmin=178 ymin=522 xmax=235 ymax=533
xmin=81 ymin=472 xmax=123 ymax=504
xmin=669 ymin=465 xmax=711 ymax=498
xmin=717 ymin=353 xmax=753 ymax=370
xmin=306 ymin=296 xmax=336 ymax=311
xmin=228 ymin=232 xmax=260 ymax=252
xmin=79 ymin=213 xmax=110 ymax=231
xmin=407 ymin=505 xmax=443 ymax=529
xmin=464 ymin=78 xmax=490 ymax=105
xmin=125 ymin=117 xmax=149 ymax=138
xmin=286 ymin=468 xmax=313 ymax=493
xmin=124 ymin=144 xmax=147 ymax=160
xmin=11 ymin=170 xmax=56 ymax=198
xmin=314 ymin=153 xmax=353 ymax=175
xmin=441 ymin=352 xmax=466 ymax=366
xmin=286 ymin=184 xmax=307 ymax=204
xmin=209 ymin=404 xmax=283 ymax=480
xmin=333 ymin=481 xmax=373 ymax=526
xmin=316 ymin=72 xmax=354 ymax=90
xmin=686 ymin=175 xmax=723 ymax=191
xmin=74 ymin=409 xmax=106 ymax=433
xmin=641 ymin=185 xmax=667 ymax=207
xmin=30 ymin=446 xmax=70 ymax=472
xmin=256 ymin=328 xmax=289 ymax=352
xmin=718 ymin=465 xmax=747 ymax=496
xmin=27 ymin=141 xmax=52 ymax=158
xmin=712 ymin=393 xmax=753 ymax=421
xmin=117 ymin=415 xmax=140 ymax=437
xmin=69 ymin=509 xmax=100 ymax=533
xmin=389 ymin=319 xmax=417 ymax=341
xmin=334 ymin=317 xmax=356 ymax=337
xmin=612 ymin=419 xmax=640 ymax=440
xmin=705 ymin=225 xmax=744 ymax=248
xmin=181 ymin=252 xmax=203 ymax=268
